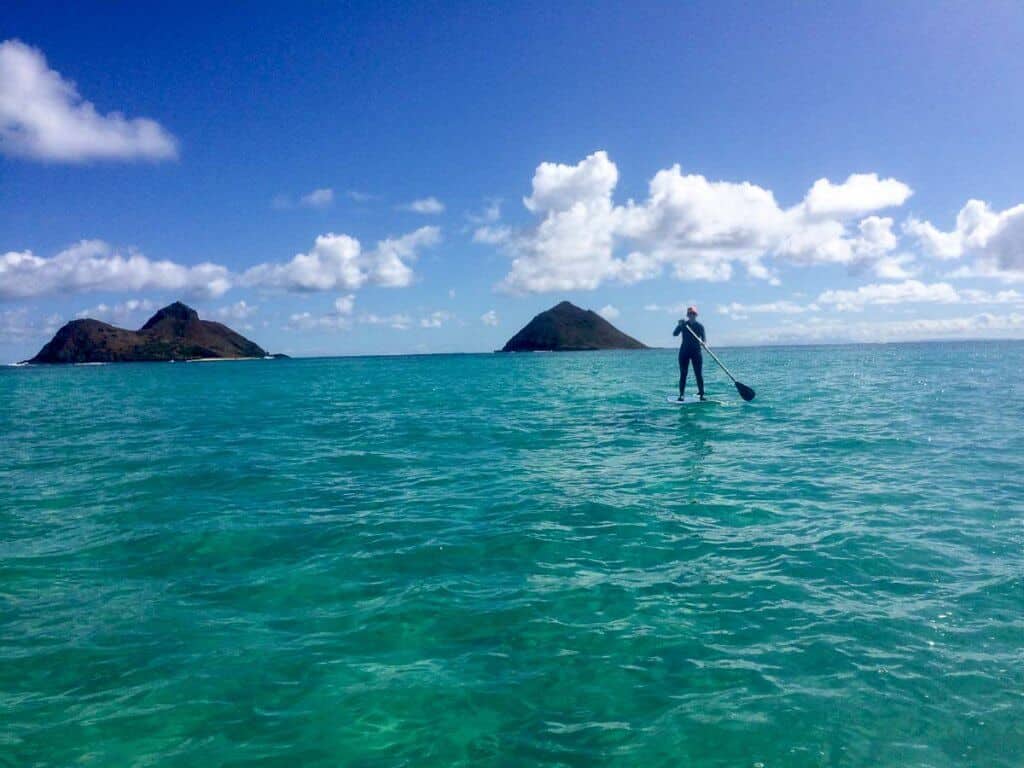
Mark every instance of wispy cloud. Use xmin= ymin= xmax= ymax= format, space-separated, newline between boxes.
xmin=333 ymin=294 xmax=355 ymax=315
xmin=215 ymin=300 xmax=258 ymax=320
xmin=346 ymin=189 xmax=378 ymax=203
xmin=744 ymin=311 xmax=1024 ymax=345
xmin=273 ymin=187 xmax=335 ymax=209
xmin=0 ymin=308 xmax=63 ymax=341
xmin=419 ymin=310 xmax=452 ymax=328
xmin=718 ymin=301 xmax=818 ymax=317
xmin=467 ymin=199 xmax=502 ymax=225
xmin=284 ymin=295 xmax=355 ymax=332
xmin=399 ymin=197 xmax=445 ymax=215
xmin=359 ymin=313 xmax=412 ymax=330
xmin=644 ymin=302 xmax=701 ymax=315
xmin=300 ymin=188 xmax=334 ymax=208
xmin=76 ymin=298 xmax=157 ymax=323
xmin=817 ymin=280 xmax=1024 ymax=311
xmin=721 ymin=282 xmax=1024 ymax=316
xmin=287 ymin=311 xmax=350 ymax=331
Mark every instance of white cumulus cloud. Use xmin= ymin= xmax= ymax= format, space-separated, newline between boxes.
xmin=0 ymin=240 xmax=230 ymax=299
xmin=243 ymin=234 xmax=363 ymax=291
xmin=0 ymin=39 xmax=177 ymax=162
xmin=242 ymin=226 xmax=440 ymax=292
xmin=802 ymin=174 xmax=912 ymax=217
xmin=481 ymin=309 xmax=498 ymax=326
xmin=372 ymin=227 xmax=441 ymax=287
xmin=598 ymin=304 xmax=620 ymax=320
xmin=906 ymin=199 xmax=1024 ymax=281
xmin=500 ymin=151 xmax=625 ymax=292
xmin=491 ymin=151 xmax=914 ymax=294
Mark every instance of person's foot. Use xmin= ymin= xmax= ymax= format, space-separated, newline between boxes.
xmin=677 ymin=395 xmax=685 ymax=402
xmin=699 ymin=394 xmax=706 ymax=401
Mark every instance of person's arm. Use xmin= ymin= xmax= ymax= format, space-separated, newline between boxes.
xmin=673 ymin=320 xmax=684 ymax=336
xmin=698 ymin=322 xmax=706 ymax=343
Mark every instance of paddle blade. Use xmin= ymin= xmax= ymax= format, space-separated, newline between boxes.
xmin=735 ymin=381 xmax=756 ymax=401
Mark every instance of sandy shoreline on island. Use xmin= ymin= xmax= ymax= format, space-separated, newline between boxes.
xmin=184 ymin=357 xmax=264 ymax=363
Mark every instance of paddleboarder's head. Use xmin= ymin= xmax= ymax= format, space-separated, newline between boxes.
xmin=686 ymin=306 xmax=698 ymax=318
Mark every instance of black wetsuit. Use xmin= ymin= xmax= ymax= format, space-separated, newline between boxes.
xmin=673 ymin=319 xmax=705 ymax=398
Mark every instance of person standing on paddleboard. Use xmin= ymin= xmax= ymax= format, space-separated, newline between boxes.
xmin=673 ymin=306 xmax=706 ymax=401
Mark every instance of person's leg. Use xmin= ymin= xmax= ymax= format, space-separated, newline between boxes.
xmin=693 ymin=353 xmax=705 ymax=398
xmin=678 ymin=352 xmax=690 ymax=398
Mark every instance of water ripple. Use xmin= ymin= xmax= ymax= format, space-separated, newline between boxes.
xmin=1 ymin=343 xmax=1022 ymax=766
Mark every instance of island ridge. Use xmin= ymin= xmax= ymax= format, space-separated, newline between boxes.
xmin=27 ymin=302 xmax=268 ymax=363
xmin=501 ymin=301 xmax=648 ymax=352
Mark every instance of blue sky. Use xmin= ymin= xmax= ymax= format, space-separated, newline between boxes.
xmin=3 ymin=1 xmax=1024 ymax=360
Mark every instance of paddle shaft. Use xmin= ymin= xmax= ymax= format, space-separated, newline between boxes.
xmin=685 ymin=325 xmax=740 ymax=384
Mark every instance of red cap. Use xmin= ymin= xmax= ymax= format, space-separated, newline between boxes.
xmin=687 ymin=305 xmax=698 ymax=315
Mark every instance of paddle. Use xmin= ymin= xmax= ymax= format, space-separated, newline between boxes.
xmin=685 ymin=326 xmax=756 ymax=401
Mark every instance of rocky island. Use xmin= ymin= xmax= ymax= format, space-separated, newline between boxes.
xmin=27 ymin=302 xmax=268 ymax=363
xmin=501 ymin=301 xmax=648 ymax=352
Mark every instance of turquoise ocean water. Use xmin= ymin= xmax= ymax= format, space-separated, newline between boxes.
xmin=2 ymin=343 xmax=1022 ymax=767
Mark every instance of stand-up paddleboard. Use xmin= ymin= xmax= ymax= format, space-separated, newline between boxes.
xmin=666 ymin=395 xmax=723 ymax=406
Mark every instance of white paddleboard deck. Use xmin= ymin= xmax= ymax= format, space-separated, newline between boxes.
xmin=666 ymin=395 xmax=723 ymax=406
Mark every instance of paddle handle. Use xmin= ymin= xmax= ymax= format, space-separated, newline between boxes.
xmin=685 ymin=325 xmax=739 ymax=384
